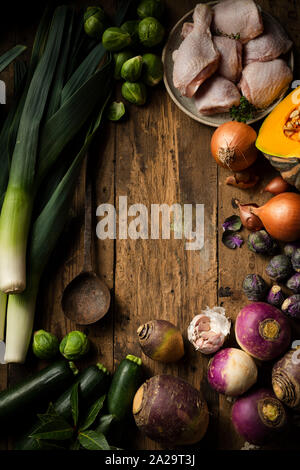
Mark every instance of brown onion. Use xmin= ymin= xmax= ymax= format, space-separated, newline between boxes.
xmin=251 ymin=193 xmax=300 ymax=242
xmin=211 ymin=122 xmax=258 ymax=171
xmin=235 ymin=200 xmax=264 ymax=231
xmin=262 ymin=176 xmax=291 ymax=195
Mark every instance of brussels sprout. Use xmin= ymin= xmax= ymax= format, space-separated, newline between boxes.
xmin=102 ymin=27 xmax=132 ymax=52
xmin=292 ymin=248 xmax=300 ymax=272
xmin=142 ymin=53 xmax=163 ymax=86
xmin=284 ymin=242 xmax=300 ymax=258
xmin=266 ymin=255 xmax=293 ymax=282
xmin=138 ymin=17 xmax=165 ymax=47
xmin=242 ymin=274 xmax=268 ymax=302
xmin=107 ymin=101 xmax=126 ymax=121
xmin=32 ymin=330 xmax=59 ymax=360
xmin=59 ymin=331 xmax=90 ymax=360
xmin=286 ymin=273 xmax=300 ymax=293
xmin=84 ymin=6 xmax=107 ymax=39
xmin=282 ymin=295 xmax=300 ymax=320
xmin=247 ymin=230 xmax=278 ymax=255
xmin=121 ymin=20 xmax=140 ymax=46
xmin=121 ymin=55 xmax=143 ymax=82
xmin=122 ymin=81 xmax=147 ymax=106
xmin=267 ymin=285 xmax=285 ymax=308
xmin=137 ymin=0 xmax=165 ymax=20
xmin=114 ymin=50 xmax=134 ymax=80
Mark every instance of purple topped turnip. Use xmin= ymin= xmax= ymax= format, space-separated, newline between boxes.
xmin=207 ymin=348 xmax=257 ymax=397
xmin=272 ymin=347 xmax=300 ymax=409
xmin=137 ymin=320 xmax=184 ymax=363
xmin=133 ymin=375 xmax=209 ymax=446
xmin=232 ymin=388 xmax=287 ymax=445
xmin=235 ymin=303 xmax=291 ymax=361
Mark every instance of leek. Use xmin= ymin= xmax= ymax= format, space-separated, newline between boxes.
xmin=0 ymin=294 xmax=7 ymax=341
xmin=0 ymin=45 xmax=26 ymax=73
xmin=5 ymin=82 xmax=112 ymax=363
xmin=0 ymin=7 xmax=67 ymax=294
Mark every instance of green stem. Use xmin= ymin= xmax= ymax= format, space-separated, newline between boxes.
xmin=0 ymin=293 xmax=7 ymax=341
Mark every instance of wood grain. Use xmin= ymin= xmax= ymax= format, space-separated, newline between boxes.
xmin=0 ymin=0 xmax=299 ymax=451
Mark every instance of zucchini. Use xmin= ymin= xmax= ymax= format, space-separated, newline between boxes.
xmin=15 ymin=363 xmax=110 ymax=450
xmin=107 ymin=354 xmax=143 ymax=421
xmin=0 ymin=360 xmax=77 ymax=425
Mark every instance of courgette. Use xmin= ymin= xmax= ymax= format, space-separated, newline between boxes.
xmin=15 ymin=363 xmax=110 ymax=450
xmin=107 ymin=354 xmax=143 ymax=421
xmin=0 ymin=360 xmax=77 ymax=426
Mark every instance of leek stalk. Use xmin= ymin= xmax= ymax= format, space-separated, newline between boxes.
xmin=0 ymin=293 xmax=7 ymax=341
xmin=0 ymin=7 xmax=67 ymax=294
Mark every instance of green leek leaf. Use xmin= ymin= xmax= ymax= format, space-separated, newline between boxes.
xmin=0 ymin=45 xmax=27 ymax=73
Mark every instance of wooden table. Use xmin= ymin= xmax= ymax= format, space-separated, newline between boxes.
xmin=0 ymin=0 xmax=300 ymax=451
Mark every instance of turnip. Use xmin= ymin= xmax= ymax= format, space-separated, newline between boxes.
xmin=232 ymin=388 xmax=287 ymax=445
xmin=137 ymin=320 xmax=184 ymax=363
xmin=235 ymin=302 xmax=291 ymax=361
xmin=132 ymin=375 xmax=209 ymax=446
xmin=272 ymin=347 xmax=300 ymax=409
xmin=207 ymin=348 xmax=257 ymax=396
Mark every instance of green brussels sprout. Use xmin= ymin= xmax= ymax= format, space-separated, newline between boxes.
xmin=59 ymin=331 xmax=90 ymax=360
xmin=142 ymin=53 xmax=163 ymax=86
xmin=138 ymin=17 xmax=165 ymax=47
xmin=84 ymin=6 xmax=107 ymax=39
xmin=102 ymin=27 xmax=132 ymax=52
xmin=107 ymin=101 xmax=126 ymax=121
xmin=114 ymin=50 xmax=134 ymax=80
xmin=247 ymin=230 xmax=278 ymax=255
xmin=242 ymin=274 xmax=268 ymax=302
xmin=266 ymin=255 xmax=293 ymax=282
xmin=120 ymin=20 xmax=140 ymax=46
xmin=32 ymin=330 xmax=59 ymax=360
xmin=122 ymin=81 xmax=147 ymax=106
xmin=137 ymin=0 xmax=165 ymax=20
xmin=121 ymin=55 xmax=143 ymax=82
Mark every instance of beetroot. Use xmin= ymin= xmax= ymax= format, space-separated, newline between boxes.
xmin=272 ymin=347 xmax=300 ymax=409
xmin=232 ymin=389 xmax=287 ymax=445
xmin=235 ymin=302 xmax=291 ymax=361
xmin=207 ymin=348 xmax=257 ymax=396
xmin=132 ymin=375 xmax=209 ymax=446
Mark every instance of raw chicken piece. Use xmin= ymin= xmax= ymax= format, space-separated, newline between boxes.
xmin=212 ymin=0 xmax=263 ymax=44
xmin=244 ymin=14 xmax=293 ymax=65
xmin=194 ymin=75 xmax=241 ymax=115
xmin=213 ymin=36 xmax=242 ymax=82
xmin=173 ymin=4 xmax=220 ymax=97
xmin=239 ymin=59 xmax=293 ymax=108
xmin=181 ymin=22 xmax=193 ymax=39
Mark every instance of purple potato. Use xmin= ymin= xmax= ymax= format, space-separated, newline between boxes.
xmin=232 ymin=388 xmax=287 ymax=445
xmin=235 ymin=302 xmax=291 ymax=361
xmin=207 ymin=348 xmax=257 ymax=396
xmin=133 ymin=375 xmax=209 ymax=446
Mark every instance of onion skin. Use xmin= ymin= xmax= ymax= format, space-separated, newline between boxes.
xmin=137 ymin=320 xmax=184 ymax=363
xmin=133 ymin=375 xmax=209 ymax=446
xmin=251 ymin=193 xmax=300 ymax=242
xmin=232 ymin=388 xmax=287 ymax=445
xmin=272 ymin=348 xmax=300 ymax=409
xmin=262 ymin=176 xmax=291 ymax=196
xmin=211 ymin=122 xmax=258 ymax=172
xmin=207 ymin=348 xmax=257 ymax=396
xmin=236 ymin=201 xmax=264 ymax=232
xmin=235 ymin=302 xmax=291 ymax=361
